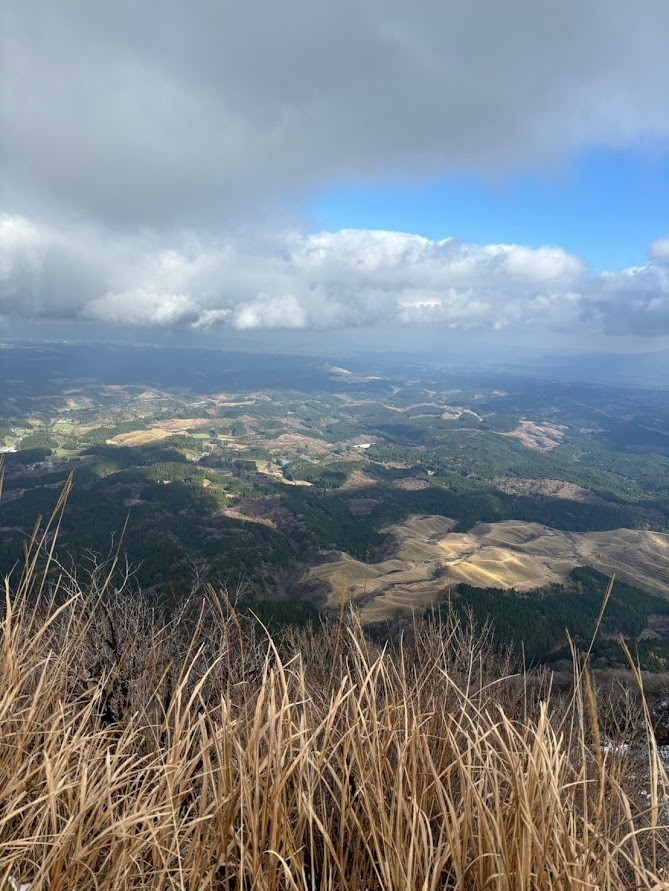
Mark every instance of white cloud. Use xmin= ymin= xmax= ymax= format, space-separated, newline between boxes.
xmin=232 ymin=295 xmax=308 ymax=330
xmin=2 ymin=214 xmax=668 ymax=339
xmin=585 ymin=258 xmax=669 ymax=335
xmin=650 ymin=235 xmax=669 ymax=261
xmin=83 ymin=290 xmax=197 ymax=326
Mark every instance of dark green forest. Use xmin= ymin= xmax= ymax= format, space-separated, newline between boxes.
xmin=440 ymin=567 xmax=669 ymax=669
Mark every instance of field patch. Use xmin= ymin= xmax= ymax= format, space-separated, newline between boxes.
xmin=110 ymin=428 xmax=171 ymax=446
xmin=256 ymin=462 xmax=312 ymax=486
xmin=306 ymin=515 xmax=669 ymax=624
xmin=160 ymin=419 xmax=213 ymax=433
xmin=223 ymin=508 xmax=277 ymax=529
xmin=441 ymin=405 xmax=482 ymax=421
xmin=110 ymin=419 xmax=220 ymax=446
xmin=394 ymin=477 xmax=430 ymax=491
xmin=264 ymin=433 xmax=332 ymax=454
xmin=500 ymin=420 xmax=567 ymax=450
xmin=494 ymin=477 xmax=606 ymax=503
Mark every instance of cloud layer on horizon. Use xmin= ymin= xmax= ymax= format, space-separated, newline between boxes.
xmin=2 ymin=216 xmax=668 ymax=339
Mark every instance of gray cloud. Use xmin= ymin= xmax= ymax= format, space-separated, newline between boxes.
xmin=586 ymin=257 xmax=669 ymax=336
xmin=3 ymin=0 xmax=669 ymax=227
xmin=2 ymin=215 xmax=668 ymax=339
xmin=2 ymin=1 xmax=668 ymax=345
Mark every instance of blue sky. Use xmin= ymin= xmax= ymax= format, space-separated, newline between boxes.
xmin=310 ymin=149 xmax=669 ymax=272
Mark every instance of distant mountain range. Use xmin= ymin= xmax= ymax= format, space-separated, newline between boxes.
xmin=508 ymin=350 xmax=668 ymax=388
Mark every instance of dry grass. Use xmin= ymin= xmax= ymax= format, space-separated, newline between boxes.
xmin=1 ymin=488 xmax=669 ymax=888
xmin=109 ymin=428 xmax=172 ymax=447
xmin=499 ymin=421 xmax=567 ymax=451
xmin=309 ymin=515 xmax=669 ymax=622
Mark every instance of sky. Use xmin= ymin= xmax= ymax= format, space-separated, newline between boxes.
xmin=1 ymin=0 xmax=668 ymax=355
xmin=311 ymin=150 xmax=669 ymax=274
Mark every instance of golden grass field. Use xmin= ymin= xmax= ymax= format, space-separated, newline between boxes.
xmin=2 ymin=568 xmax=669 ymax=888
xmin=308 ymin=514 xmax=669 ymax=623
xmin=500 ymin=419 xmax=568 ymax=450
xmin=109 ymin=417 xmax=217 ymax=446
xmin=1 ymin=478 xmax=669 ymax=888
xmin=110 ymin=427 xmax=173 ymax=446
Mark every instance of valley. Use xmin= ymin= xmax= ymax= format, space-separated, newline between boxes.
xmin=1 ymin=339 xmax=668 ymax=666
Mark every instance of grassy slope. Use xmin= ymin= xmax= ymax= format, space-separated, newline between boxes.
xmin=0 ymin=506 xmax=668 ymax=889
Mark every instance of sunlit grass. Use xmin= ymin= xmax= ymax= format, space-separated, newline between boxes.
xmin=1 ymin=471 xmax=668 ymax=889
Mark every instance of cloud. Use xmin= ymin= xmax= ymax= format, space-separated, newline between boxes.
xmin=2 ymin=214 xmax=668 ymax=338
xmin=650 ymin=235 xmax=669 ymax=261
xmin=586 ymin=259 xmax=669 ymax=336
xmin=2 ymin=0 xmax=668 ymax=227
xmin=2 ymin=2 xmax=667 ymax=347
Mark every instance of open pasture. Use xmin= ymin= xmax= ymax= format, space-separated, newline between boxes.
xmin=308 ymin=515 xmax=669 ymax=623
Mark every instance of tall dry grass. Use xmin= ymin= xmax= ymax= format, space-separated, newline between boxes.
xmin=1 ymin=485 xmax=668 ymax=888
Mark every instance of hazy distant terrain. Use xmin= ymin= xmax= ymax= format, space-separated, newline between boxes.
xmin=1 ymin=339 xmax=668 ymax=665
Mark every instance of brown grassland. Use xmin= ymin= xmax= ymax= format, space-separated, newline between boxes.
xmin=309 ymin=515 xmax=669 ymax=623
xmin=1 ymin=475 xmax=669 ymax=888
